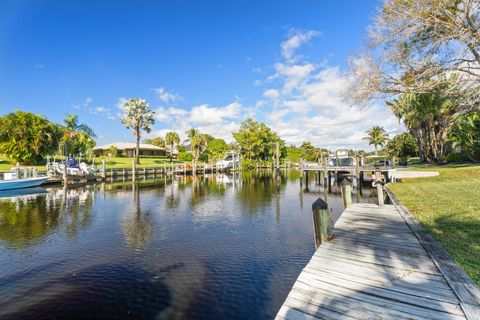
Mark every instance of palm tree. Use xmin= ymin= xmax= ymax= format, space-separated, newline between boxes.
xmin=186 ymin=129 xmax=207 ymax=174
xmin=165 ymin=131 xmax=180 ymax=163
xmin=363 ymin=126 xmax=389 ymax=155
xmin=120 ymin=98 xmax=155 ymax=164
xmin=62 ymin=114 xmax=96 ymax=156
xmin=63 ymin=114 xmax=96 ymax=138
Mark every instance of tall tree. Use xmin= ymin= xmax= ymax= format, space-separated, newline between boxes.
xmin=350 ymin=0 xmax=480 ymax=111
xmin=0 ymin=110 xmax=61 ymax=164
xmin=186 ymin=129 xmax=207 ymax=173
xmin=120 ymin=98 xmax=155 ymax=164
xmin=165 ymin=131 xmax=180 ymax=163
xmin=363 ymin=126 xmax=389 ymax=155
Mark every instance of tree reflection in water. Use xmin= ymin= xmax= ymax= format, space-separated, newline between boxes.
xmin=121 ymin=182 xmax=154 ymax=250
xmin=0 ymin=187 xmax=95 ymax=249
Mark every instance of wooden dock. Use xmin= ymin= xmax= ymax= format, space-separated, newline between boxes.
xmin=276 ymin=203 xmax=480 ymax=320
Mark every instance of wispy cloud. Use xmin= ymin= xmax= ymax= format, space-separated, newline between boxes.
xmin=281 ymin=28 xmax=320 ymax=63
xmin=154 ymin=87 xmax=180 ymax=103
xmin=34 ymin=64 xmax=45 ymax=69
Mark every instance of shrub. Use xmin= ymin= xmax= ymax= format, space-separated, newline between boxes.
xmin=446 ymin=152 xmax=463 ymax=163
xmin=178 ymin=151 xmax=193 ymax=162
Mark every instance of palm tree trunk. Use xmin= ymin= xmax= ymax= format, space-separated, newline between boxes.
xmin=135 ymin=127 xmax=140 ymax=165
xmin=170 ymin=143 xmax=173 ymax=163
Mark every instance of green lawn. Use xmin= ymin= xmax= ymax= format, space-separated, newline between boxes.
xmin=0 ymin=156 xmax=187 ymax=171
xmin=389 ymin=163 xmax=480 ymax=284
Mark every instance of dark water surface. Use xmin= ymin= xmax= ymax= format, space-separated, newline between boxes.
xmin=0 ymin=170 xmax=376 ymax=319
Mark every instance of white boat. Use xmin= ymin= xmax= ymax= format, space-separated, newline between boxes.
xmin=0 ymin=176 xmax=49 ymax=191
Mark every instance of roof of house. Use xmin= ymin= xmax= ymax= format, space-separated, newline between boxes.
xmin=93 ymin=142 xmax=166 ymax=151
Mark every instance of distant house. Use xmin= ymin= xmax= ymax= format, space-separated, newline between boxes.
xmin=92 ymin=142 xmax=167 ymax=158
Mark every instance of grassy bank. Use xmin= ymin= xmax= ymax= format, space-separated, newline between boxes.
xmin=389 ymin=163 xmax=480 ymax=284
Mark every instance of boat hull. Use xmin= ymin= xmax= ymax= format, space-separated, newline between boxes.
xmin=0 ymin=176 xmax=49 ymax=191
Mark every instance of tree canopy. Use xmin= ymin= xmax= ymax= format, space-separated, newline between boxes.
xmin=385 ymin=132 xmax=419 ymax=159
xmin=0 ymin=111 xmax=61 ymax=164
xmin=232 ymin=119 xmax=285 ymax=161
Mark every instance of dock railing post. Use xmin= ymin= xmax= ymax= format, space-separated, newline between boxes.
xmin=312 ymin=198 xmax=332 ymax=248
xmin=340 ymin=177 xmax=352 ymax=209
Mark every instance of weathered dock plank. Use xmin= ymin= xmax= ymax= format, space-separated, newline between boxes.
xmin=276 ymin=203 xmax=478 ymax=320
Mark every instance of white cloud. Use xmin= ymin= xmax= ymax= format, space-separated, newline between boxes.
xmin=189 ymin=102 xmax=240 ymax=126
xmin=154 ymin=87 xmax=180 ymax=103
xmin=34 ymin=64 xmax=45 ymax=69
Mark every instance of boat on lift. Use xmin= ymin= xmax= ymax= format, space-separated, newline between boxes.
xmin=216 ymin=153 xmax=241 ymax=171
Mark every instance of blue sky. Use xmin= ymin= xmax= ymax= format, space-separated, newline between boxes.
xmin=0 ymin=0 xmax=403 ymax=149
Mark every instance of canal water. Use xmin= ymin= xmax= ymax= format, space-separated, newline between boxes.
xmin=0 ymin=170 xmax=377 ymax=319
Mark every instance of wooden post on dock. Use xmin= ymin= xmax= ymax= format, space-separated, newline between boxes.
xmin=374 ymin=171 xmax=384 ymax=206
xmin=312 ymin=198 xmax=331 ymax=248
xmin=33 ymin=167 xmax=38 ymax=177
xmin=340 ymin=177 xmax=352 ymax=209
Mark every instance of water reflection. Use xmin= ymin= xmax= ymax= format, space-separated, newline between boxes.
xmin=0 ymin=170 xmax=377 ymax=320
xmin=121 ymin=183 xmax=154 ymax=250
xmin=0 ymin=186 xmax=95 ymax=249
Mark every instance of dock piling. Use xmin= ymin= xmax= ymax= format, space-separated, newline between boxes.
xmin=312 ymin=198 xmax=331 ymax=248
xmin=374 ymin=171 xmax=384 ymax=206
xmin=340 ymin=177 xmax=352 ymax=209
